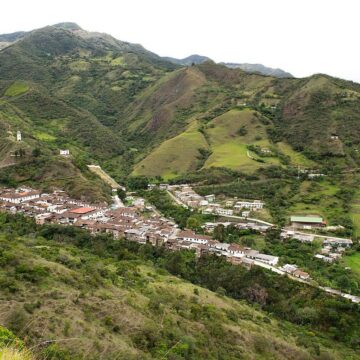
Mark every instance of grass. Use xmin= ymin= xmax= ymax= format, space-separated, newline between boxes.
xmin=0 ymin=347 xmax=34 ymax=360
xmin=133 ymin=121 xmax=208 ymax=179
xmin=34 ymin=131 xmax=56 ymax=142
xmin=350 ymin=189 xmax=360 ymax=237
xmin=4 ymin=81 xmax=29 ymax=97
xmin=288 ymin=180 xmax=342 ymax=224
xmin=87 ymin=165 xmax=120 ymax=189
xmin=203 ymin=109 xmax=280 ymax=172
xmin=343 ymin=252 xmax=360 ymax=278
xmin=276 ymin=142 xmax=315 ymax=167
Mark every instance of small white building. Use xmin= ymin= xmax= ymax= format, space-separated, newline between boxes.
xmin=177 ymin=230 xmax=212 ymax=245
xmin=215 ymin=207 xmax=234 ymax=216
xmin=0 ymin=189 xmax=40 ymax=204
xmin=235 ymin=200 xmax=264 ymax=210
xmin=17 ymin=131 xmax=22 ymax=141
xmin=60 ymin=149 xmax=70 ymax=157
xmin=204 ymin=194 xmax=215 ymax=203
xmin=245 ymin=250 xmax=279 ymax=266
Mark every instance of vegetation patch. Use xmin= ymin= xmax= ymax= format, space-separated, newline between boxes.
xmin=4 ymin=81 xmax=29 ymax=97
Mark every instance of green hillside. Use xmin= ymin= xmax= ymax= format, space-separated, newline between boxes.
xmin=0 ymin=23 xmax=360 ymax=227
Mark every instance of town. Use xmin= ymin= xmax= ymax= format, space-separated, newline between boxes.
xmin=0 ymin=184 xmax=358 ymax=303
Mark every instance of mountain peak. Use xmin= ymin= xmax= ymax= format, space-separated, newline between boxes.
xmin=163 ymin=54 xmax=211 ymax=66
xmin=52 ymin=22 xmax=82 ymax=31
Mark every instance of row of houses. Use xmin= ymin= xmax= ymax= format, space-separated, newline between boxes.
xmin=280 ymin=264 xmax=311 ymax=280
xmin=0 ymin=186 xmax=281 ymax=270
xmin=174 ymin=230 xmax=279 ymax=266
xmin=280 ymin=229 xmax=352 ymax=263
xmin=166 ymin=184 xmax=264 ymax=217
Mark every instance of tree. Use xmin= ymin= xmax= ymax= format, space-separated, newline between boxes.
xmin=213 ymin=224 xmax=226 ymax=242
xmin=117 ymin=188 xmax=126 ymax=202
xmin=32 ymin=148 xmax=41 ymax=157
xmin=186 ymin=216 xmax=201 ymax=230
xmin=127 ymin=176 xmax=149 ymax=191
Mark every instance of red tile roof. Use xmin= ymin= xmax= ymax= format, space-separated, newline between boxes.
xmin=69 ymin=207 xmax=95 ymax=214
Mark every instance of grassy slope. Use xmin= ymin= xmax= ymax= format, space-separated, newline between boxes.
xmin=4 ymin=81 xmax=29 ymax=97
xmin=203 ymin=109 xmax=280 ymax=171
xmin=133 ymin=121 xmax=208 ymax=179
xmin=350 ymin=189 xmax=360 ymax=237
xmin=134 ymin=109 xmax=283 ymax=178
xmin=0 ymin=231 xmax=357 ymax=360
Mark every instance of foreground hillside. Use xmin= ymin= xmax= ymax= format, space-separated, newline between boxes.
xmin=0 ymin=214 xmax=359 ymax=359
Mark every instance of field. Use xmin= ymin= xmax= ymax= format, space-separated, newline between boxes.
xmin=275 ymin=142 xmax=315 ymax=167
xmin=350 ymin=189 xmax=360 ymax=237
xmin=133 ymin=121 xmax=208 ymax=179
xmin=288 ymin=180 xmax=343 ymax=224
xmin=343 ymin=253 xmax=360 ymax=278
xmin=204 ymin=109 xmax=280 ymax=172
xmin=34 ymin=131 xmax=56 ymax=142
xmin=134 ymin=109 xmax=286 ymax=178
xmin=4 ymin=81 xmax=29 ymax=97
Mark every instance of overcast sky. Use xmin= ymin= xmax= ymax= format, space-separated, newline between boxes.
xmin=1 ymin=0 xmax=359 ymax=82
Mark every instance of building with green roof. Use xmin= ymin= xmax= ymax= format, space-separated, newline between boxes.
xmin=290 ymin=215 xmax=325 ymax=229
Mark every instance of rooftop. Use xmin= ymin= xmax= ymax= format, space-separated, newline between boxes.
xmin=70 ymin=207 xmax=96 ymax=214
xmin=290 ymin=215 xmax=323 ymax=223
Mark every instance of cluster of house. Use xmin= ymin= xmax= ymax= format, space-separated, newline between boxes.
xmin=0 ymin=187 xmax=178 ymax=247
xmin=298 ymin=168 xmax=326 ymax=180
xmin=167 ymin=229 xmax=279 ymax=267
xmin=281 ymin=229 xmax=353 ymax=263
xmin=0 ymin=186 xmax=280 ymax=270
xmin=280 ymin=264 xmax=310 ymax=280
xmin=315 ymin=238 xmax=353 ymax=263
xmin=203 ymin=221 xmax=271 ymax=233
xmin=164 ymin=184 xmax=264 ymax=218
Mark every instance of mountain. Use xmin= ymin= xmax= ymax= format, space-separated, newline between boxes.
xmin=0 ymin=23 xmax=360 ymax=215
xmin=1 ymin=23 xmax=360 ymax=359
xmin=0 ymin=23 xmax=177 ymax=200
xmin=163 ymin=54 xmax=293 ymax=78
xmin=163 ymin=54 xmax=212 ymax=66
xmin=222 ymin=62 xmax=294 ymax=78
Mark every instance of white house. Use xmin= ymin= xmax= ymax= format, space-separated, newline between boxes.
xmin=0 ymin=189 xmax=41 ymax=204
xmin=177 ymin=230 xmax=211 ymax=245
xmin=215 ymin=207 xmax=233 ymax=216
xmin=235 ymin=200 xmax=264 ymax=210
xmin=227 ymin=244 xmax=245 ymax=258
xmin=60 ymin=149 xmax=70 ymax=156
xmin=204 ymin=194 xmax=215 ymax=203
xmin=245 ymin=250 xmax=279 ymax=266
xmin=17 ymin=131 xmax=22 ymax=141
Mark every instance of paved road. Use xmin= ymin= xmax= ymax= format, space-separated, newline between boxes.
xmin=166 ymin=190 xmax=188 ymax=208
xmin=112 ymin=195 xmax=124 ymax=209
xmin=252 ymin=259 xmax=359 ymax=303
xmin=225 ymin=214 xmax=274 ymax=226
xmin=164 ymin=188 xmax=359 ymax=302
xmin=285 ymin=229 xmax=352 ymax=242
